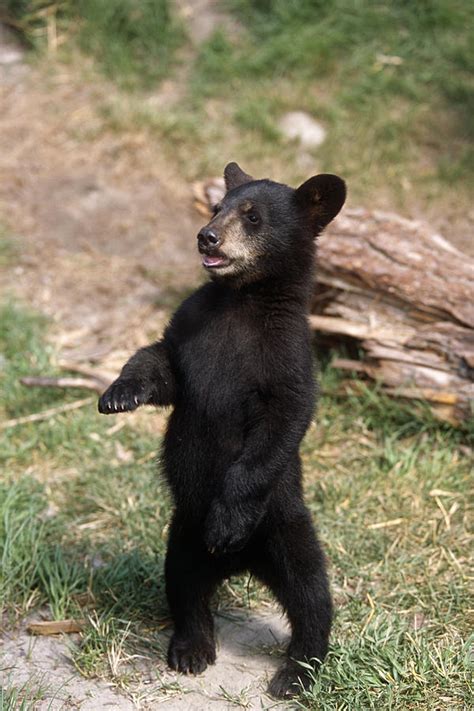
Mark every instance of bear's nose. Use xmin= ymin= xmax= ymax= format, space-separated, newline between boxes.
xmin=198 ymin=227 xmax=221 ymax=250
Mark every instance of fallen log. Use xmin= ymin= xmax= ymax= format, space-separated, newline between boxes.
xmin=193 ymin=179 xmax=474 ymax=424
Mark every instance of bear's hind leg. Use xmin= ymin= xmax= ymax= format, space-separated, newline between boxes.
xmin=251 ymin=509 xmax=332 ymax=699
xmin=165 ymin=518 xmax=220 ymax=675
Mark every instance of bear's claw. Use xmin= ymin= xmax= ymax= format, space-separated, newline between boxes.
xmin=98 ymin=378 xmax=150 ymax=414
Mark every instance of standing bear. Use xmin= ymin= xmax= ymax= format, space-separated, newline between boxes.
xmin=98 ymin=163 xmax=346 ymax=698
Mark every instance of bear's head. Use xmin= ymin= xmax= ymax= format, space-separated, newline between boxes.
xmin=197 ymin=162 xmax=346 ymax=285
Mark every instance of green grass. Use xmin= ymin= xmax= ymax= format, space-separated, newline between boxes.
xmin=0 ymin=477 xmax=46 ymax=615
xmin=297 ymin=622 xmax=472 ymax=709
xmin=49 ymin=0 xmax=471 ymax=227
xmin=297 ymin=374 xmax=473 ymax=708
xmin=6 ymin=1 xmax=473 ymax=211
xmin=188 ymin=0 xmax=474 ymax=193
xmin=0 ymin=675 xmax=50 ymax=711
xmin=0 ymin=303 xmax=472 ymax=707
xmin=3 ymin=0 xmax=184 ymax=88
xmin=1 ymin=3 xmax=472 ymax=705
xmin=0 ymin=226 xmax=18 ymax=268
xmin=75 ymin=0 xmax=184 ymax=88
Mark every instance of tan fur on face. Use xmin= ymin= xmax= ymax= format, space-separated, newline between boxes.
xmin=214 ymin=208 xmax=260 ymax=264
xmin=203 ymin=204 xmax=268 ymax=283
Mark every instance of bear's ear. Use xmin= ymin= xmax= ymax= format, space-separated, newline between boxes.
xmin=294 ymin=174 xmax=346 ymax=233
xmin=224 ymin=162 xmax=254 ymax=192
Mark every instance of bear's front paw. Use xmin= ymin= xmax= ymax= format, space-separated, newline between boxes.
xmin=98 ymin=378 xmax=151 ymax=414
xmin=204 ymin=500 xmax=258 ymax=556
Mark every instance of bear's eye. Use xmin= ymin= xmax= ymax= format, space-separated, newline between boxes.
xmin=246 ymin=212 xmax=259 ymax=224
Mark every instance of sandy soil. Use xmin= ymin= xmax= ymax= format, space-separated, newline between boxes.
xmin=1 ymin=610 xmax=291 ymax=709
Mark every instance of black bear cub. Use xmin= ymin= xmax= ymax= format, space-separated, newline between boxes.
xmin=98 ymin=163 xmax=346 ymax=698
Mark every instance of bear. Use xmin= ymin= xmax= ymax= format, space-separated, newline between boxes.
xmin=98 ymin=162 xmax=346 ymax=698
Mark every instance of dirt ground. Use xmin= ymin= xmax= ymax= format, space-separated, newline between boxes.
xmin=0 ymin=41 xmax=202 ymax=365
xmin=0 ymin=8 xmax=471 ymax=710
xmin=2 ymin=610 xmax=290 ymax=709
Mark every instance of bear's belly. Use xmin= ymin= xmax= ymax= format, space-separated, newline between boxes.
xmin=164 ymin=401 xmax=245 ymax=457
xmin=161 ymin=403 xmax=246 ymax=513
xmin=161 ymin=316 xmax=262 ymax=511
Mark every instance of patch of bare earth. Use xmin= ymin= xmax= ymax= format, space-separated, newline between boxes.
xmin=0 ymin=52 xmax=203 ymax=366
xmin=1 ymin=611 xmax=290 ymax=709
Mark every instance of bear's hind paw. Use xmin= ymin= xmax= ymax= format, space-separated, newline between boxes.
xmin=167 ymin=634 xmax=216 ymax=675
xmin=268 ymin=660 xmax=310 ymax=699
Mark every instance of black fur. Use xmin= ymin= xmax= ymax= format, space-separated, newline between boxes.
xmin=98 ymin=164 xmax=346 ymax=698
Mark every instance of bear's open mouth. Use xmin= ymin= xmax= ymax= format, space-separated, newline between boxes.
xmin=202 ymin=254 xmax=231 ymax=269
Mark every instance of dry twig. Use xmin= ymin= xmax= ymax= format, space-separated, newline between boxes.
xmin=1 ymin=397 xmax=94 ymax=430
xmin=20 ymin=376 xmax=107 ymax=394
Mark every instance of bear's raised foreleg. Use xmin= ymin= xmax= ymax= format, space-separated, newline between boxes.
xmin=98 ymin=341 xmax=176 ymax=414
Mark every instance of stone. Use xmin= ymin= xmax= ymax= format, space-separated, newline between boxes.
xmin=0 ymin=23 xmax=24 ymax=65
xmin=279 ymin=111 xmax=326 ymax=148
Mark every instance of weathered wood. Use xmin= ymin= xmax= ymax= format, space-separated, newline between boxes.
xmin=317 ymin=209 xmax=474 ymax=423
xmin=18 ymin=366 xmax=113 ymax=402
xmin=193 ymin=179 xmax=474 ymax=424
xmin=27 ymin=619 xmax=85 ymax=635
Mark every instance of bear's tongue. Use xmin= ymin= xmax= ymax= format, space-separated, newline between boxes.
xmin=203 ymin=255 xmax=226 ymax=268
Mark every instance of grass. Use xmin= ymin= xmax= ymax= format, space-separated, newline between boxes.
xmin=3 ymin=0 xmax=184 ymax=88
xmin=0 ymin=674 xmax=50 ymax=711
xmin=0 ymin=226 xmax=18 ymax=269
xmin=189 ymin=0 xmax=474 ymax=194
xmin=28 ymin=0 xmax=467 ymax=245
xmin=1 ymin=3 xmax=472 ymax=706
xmin=7 ymin=1 xmax=473 ymax=179
xmin=6 ymin=1 xmax=473 ymax=218
xmin=297 ymin=621 xmax=472 ymax=709
xmin=0 ymin=477 xmax=49 ymax=615
xmin=75 ymin=0 xmax=184 ymax=88
xmin=297 ymin=373 xmax=473 ymax=708
xmin=0 ymin=303 xmax=472 ymax=708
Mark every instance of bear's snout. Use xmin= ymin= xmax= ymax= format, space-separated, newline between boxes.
xmin=198 ymin=226 xmax=221 ymax=252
